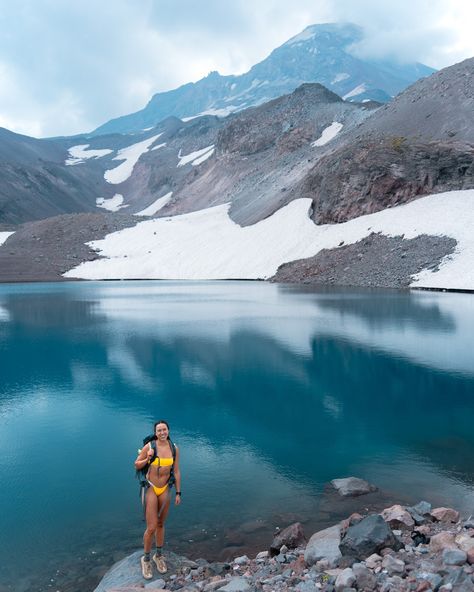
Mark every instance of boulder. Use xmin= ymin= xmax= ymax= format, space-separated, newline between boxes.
xmin=331 ymin=477 xmax=377 ymax=497
xmin=429 ymin=531 xmax=457 ymax=552
xmin=352 ymin=562 xmax=377 ymax=590
xmin=455 ymin=533 xmax=474 ymax=553
xmin=94 ymin=550 xmax=195 ymax=592
xmin=431 ymin=507 xmax=460 ymax=523
xmin=442 ymin=548 xmax=467 ymax=565
xmin=335 ymin=567 xmax=356 ymax=591
xmin=339 ymin=514 xmax=402 ymax=560
xmin=381 ymin=554 xmax=405 ymax=575
xmin=304 ymin=524 xmax=342 ymax=567
xmin=364 ymin=553 xmax=382 ymax=569
xmin=219 ymin=577 xmax=251 ymax=592
xmin=269 ymin=522 xmax=306 ymax=556
xmin=382 ymin=505 xmax=415 ymax=529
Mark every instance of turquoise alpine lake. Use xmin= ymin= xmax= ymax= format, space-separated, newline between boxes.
xmin=1 ymin=280 xmax=474 ymax=591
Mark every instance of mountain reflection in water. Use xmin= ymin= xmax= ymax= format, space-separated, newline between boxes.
xmin=0 ymin=281 xmax=473 ymax=591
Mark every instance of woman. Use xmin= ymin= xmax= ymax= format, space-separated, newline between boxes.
xmin=134 ymin=420 xmax=181 ymax=579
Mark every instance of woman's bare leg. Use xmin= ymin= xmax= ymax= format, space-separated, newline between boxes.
xmin=155 ymin=489 xmax=171 ymax=549
xmin=143 ymin=487 xmax=158 ymax=553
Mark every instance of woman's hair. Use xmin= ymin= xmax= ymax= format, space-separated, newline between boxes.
xmin=153 ymin=420 xmax=170 ymax=438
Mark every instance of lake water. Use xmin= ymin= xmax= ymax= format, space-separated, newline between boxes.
xmin=1 ymin=281 xmax=474 ymax=591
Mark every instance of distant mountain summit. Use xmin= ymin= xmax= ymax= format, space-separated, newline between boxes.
xmin=92 ymin=23 xmax=435 ymax=136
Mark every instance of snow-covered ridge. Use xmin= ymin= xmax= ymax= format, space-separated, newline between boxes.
xmin=312 ymin=122 xmax=343 ymax=147
xmin=65 ymin=190 xmax=474 ymax=290
xmin=0 ymin=232 xmax=14 ymax=247
xmin=104 ymin=134 xmax=162 ymax=184
xmin=135 ymin=192 xmax=173 ymax=216
xmin=177 ymin=145 xmax=215 ymax=167
xmin=343 ymin=84 xmax=367 ymax=100
xmin=65 ymin=144 xmax=113 ymax=166
xmin=96 ymin=194 xmax=128 ymax=212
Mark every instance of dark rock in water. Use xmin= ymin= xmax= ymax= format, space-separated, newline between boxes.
xmin=339 ymin=514 xmax=402 ymax=560
xmin=269 ymin=522 xmax=306 ymax=556
xmin=331 ymin=477 xmax=377 ymax=497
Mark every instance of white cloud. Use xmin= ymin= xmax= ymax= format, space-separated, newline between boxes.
xmin=0 ymin=0 xmax=473 ymax=137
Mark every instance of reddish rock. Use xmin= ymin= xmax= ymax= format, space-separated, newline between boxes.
xmin=269 ymin=522 xmax=306 ymax=556
xmin=467 ymin=548 xmax=474 ymax=565
xmin=416 ymin=581 xmax=431 ymax=592
xmin=429 ymin=531 xmax=457 ymax=552
xmin=289 ymin=555 xmax=306 ymax=575
xmin=431 ymin=507 xmax=460 ymax=523
xmin=382 ymin=505 xmax=415 ymax=529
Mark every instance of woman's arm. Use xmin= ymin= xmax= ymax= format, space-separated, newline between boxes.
xmin=134 ymin=442 xmax=154 ymax=470
xmin=173 ymin=446 xmax=181 ymax=505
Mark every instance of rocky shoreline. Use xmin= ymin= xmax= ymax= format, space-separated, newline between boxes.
xmin=94 ymin=478 xmax=474 ymax=592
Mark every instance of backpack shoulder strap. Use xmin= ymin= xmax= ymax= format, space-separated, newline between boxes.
xmin=169 ymin=440 xmax=176 ymax=460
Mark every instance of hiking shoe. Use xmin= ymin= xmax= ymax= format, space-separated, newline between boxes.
xmin=141 ymin=556 xmax=153 ymax=579
xmin=153 ymin=553 xmax=167 ymax=574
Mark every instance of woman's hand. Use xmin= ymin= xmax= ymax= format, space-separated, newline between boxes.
xmin=146 ymin=444 xmax=154 ymax=460
xmin=175 ymin=493 xmax=181 ymax=506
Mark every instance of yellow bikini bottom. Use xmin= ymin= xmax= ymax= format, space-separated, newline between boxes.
xmin=148 ymin=481 xmax=168 ymax=497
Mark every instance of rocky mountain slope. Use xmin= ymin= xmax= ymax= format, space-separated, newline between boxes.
xmin=0 ymin=54 xmax=473 ymax=290
xmin=92 ymin=23 xmax=434 ymax=136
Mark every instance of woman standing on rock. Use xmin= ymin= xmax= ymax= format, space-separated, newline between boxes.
xmin=134 ymin=420 xmax=181 ymax=579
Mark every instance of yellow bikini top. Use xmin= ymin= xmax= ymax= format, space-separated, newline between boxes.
xmin=150 ymin=456 xmax=174 ymax=467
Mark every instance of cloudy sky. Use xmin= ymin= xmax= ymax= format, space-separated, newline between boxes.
xmin=0 ymin=0 xmax=473 ymax=138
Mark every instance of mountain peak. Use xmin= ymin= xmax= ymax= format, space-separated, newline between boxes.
xmin=92 ymin=22 xmax=435 ymax=136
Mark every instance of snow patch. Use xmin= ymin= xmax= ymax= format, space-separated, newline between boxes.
xmin=66 ymin=144 xmax=113 ymax=166
xmin=96 ymin=194 xmax=128 ymax=212
xmin=343 ymin=84 xmax=367 ymax=100
xmin=286 ymin=26 xmax=317 ymax=45
xmin=332 ymin=73 xmax=349 ymax=85
xmin=312 ymin=122 xmax=343 ymax=147
xmin=135 ymin=192 xmax=173 ymax=217
xmin=151 ymin=142 xmax=166 ymax=151
xmin=104 ymin=134 xmax=162 ymax=184
xmin=0 ymin=231 xmax=14 ymax=247
xmin=177 ymin=145 xmax=215 ymax=167
xmin=65 ymin=190 xmax=474 ymax=290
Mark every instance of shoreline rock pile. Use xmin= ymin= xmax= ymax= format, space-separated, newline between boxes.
xmin=95 ymin=478 xmax=474 ymax=592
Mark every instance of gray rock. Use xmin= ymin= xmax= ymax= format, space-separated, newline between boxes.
xmin=233 ymin=555 xmax=249 ymax=565
xmin=218 ymin=577 xmax=251 ymax=592
xmin=443 ymin=548 xmax=468 ymax=565
xmin=339 ymin=514 xmax=402 ymax=560
xmin=334 ymin=567 xmax=355 ymax=591
xmin=417 ymin=571 xmax=443 ymax=590
xmin=269 ymin=522 xmax=306 ymax=556
xmin=203 ymin=580 xmax=228 ymax=592
xmin=352 ymin=562 xmax=377 ymax=591
xmin=304 ymin=524 xmax=342 ymax=567
xmin=330 ymin=477 xmax=377 ymax=497
xmin=295 ymin=581 xmax=319 ymax=592
xmin=145 ymin=579 xmax=166 ymax=589
xmin=381 ymin=554 xmax=405 ymax=575
xmin=93 ymin=550 xmax=192 ymax=592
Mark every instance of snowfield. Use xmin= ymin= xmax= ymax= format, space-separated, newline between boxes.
xmin=177 ymin=145 xmax=215 ymax=167
xmin=65 ymin=190 xmax=474 ymax=290
xmin=0 ymin=232 xmax=14 ymax=247
xmin=135 ymin=192 xmax=173 ymax=216
xmin=96 ymin=194 xmax=128 ymax=212
xmin=65 ymin=144 xmax=113 ymax=165
xmin=104 ymin=134 xmax=162 ymax=184
xmin=312 ymin=122 xmax=343 ymax=146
